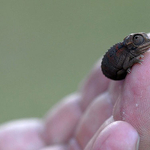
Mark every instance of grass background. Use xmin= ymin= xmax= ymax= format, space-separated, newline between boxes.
xmin=0 ymin=1 xmax=150 ymax=123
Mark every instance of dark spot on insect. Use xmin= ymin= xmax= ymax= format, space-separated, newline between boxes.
xmin=101 ymin=32 xmax=150 ymax=80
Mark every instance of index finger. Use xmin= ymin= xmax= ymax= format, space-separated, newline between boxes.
xmin=113 ymin=33 xmax=150 ymax=150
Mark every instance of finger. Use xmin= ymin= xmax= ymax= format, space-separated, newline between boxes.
xmin=44 ymin=93 xmax=82 ymax=144
xmin=70 ymin=116 xmax=114 ymax=150
xmin=75 ymin=92 xmax=113 ymax=149
xmin=85 ymin=121 xmax=139 ymax=150
xmin=79 ymin=59 xmax=110 ymax=110
xmin=0 ymin=119 xmax=45 ymax=150
xmin=113 ymin=50 xmax=150 ymax=149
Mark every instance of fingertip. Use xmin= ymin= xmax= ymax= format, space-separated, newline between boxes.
xmin=44 ymin=93 xmax=82 ymax=144
xmin=75 ymin=92 xmax=113 ymax=149
xmin=79 ymin=59 xmax=110 ymax=110
xmin=89 ymin=121 xmax=139 ymax=150
xmin=0 ymin=119 xmax=45 ymax=150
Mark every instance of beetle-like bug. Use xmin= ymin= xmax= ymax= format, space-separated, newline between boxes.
xmin=101 ymin=32 xmax=150 ymax=80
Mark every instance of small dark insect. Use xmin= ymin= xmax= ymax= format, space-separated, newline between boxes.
xmin=101 ymin=32 xmax=150 ymax=80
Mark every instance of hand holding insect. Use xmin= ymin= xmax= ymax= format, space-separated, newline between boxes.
xmin=0 ymin=33 xmax=150 ymax=150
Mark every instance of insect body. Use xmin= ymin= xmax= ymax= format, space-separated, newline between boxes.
xmin=101 ymin=32 xmax=150 ymax=80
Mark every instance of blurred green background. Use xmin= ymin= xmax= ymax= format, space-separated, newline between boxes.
xmin=0 ymin=1 xmax=150 ymax=123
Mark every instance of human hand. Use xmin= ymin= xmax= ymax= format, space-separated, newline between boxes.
xmin=1 ymin=39 xmax=150 ymax=149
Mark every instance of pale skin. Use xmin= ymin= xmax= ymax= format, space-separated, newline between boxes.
xmin=1 ymin=39 xmax=150 ymax=149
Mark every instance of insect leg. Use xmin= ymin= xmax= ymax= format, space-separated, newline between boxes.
xmin=123 ymin=54 xmax=143 ymax=70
